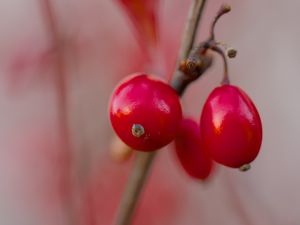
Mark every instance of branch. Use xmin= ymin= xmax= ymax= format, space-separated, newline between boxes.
xmin=114 ymin=1 xmax=208 ymax=225
xmin=176 ymin=0 xmax=207 ymax=64
xmin=170 ymin=0 xmax=208 ymax=94
xmin=114 ymin=151 xmax=156 ymax=225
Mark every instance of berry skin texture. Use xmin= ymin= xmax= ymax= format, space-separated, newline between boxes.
xmin=109 ymin=73 xmax=182 ymax=151
xmin=175 ymin=118 xmax=213 ymax=180
xmin=200 ymin=85 xmax=262 ymax=168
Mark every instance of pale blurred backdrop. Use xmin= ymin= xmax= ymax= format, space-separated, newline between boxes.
xmin=0 ymin=0 xmax=299 ymax=225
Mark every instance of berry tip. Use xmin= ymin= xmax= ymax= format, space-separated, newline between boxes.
xmin=239 ymin=164 xmax=251 ymax=172
xmin=227 ymin=48 xmax=237 ymax=58
xmin=132 ymin=124 xmax=145 ymax=138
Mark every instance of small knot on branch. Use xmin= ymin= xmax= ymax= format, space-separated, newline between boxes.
xmin=179 ymin=46 xmax=213 ymax=80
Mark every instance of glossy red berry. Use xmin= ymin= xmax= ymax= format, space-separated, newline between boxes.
xmin=174 ymin=118 xmax=213 ymax=180
xmin=109 ymin=73 xmax=182 ymax=151
xmin=200 ymin=85 xmax=262 ymax=169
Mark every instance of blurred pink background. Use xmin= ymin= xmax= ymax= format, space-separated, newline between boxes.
xmin=0 ymin=0 xmax=299 ymax=225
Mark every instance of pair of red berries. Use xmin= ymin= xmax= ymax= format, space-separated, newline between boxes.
xmin=109 ymin=73 xmax=262 ymax=177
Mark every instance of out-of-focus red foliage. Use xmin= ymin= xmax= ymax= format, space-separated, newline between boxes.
xmin=117 ymin=0 xmax=159 ymax=52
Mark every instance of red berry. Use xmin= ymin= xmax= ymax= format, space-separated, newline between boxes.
xmin=174 ymin=118 xmax=213 ymax=180
xmin=109 ymin=73 xmax=182 ymax=151
xmin=200 ymin=85 xmax=262 ymax=169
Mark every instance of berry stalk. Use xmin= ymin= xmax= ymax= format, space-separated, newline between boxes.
xmin=182 ymin=4 xmax=233 ymax=85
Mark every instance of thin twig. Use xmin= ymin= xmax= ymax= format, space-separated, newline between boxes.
xmin=114 ymin=1 xmax=207 ymax=225
xmin=171 ymin=0 xmax=207 ymax=92
xmin=177 ymin=0 xmax=207 ymax=64
xmin=114 ymin=152 xmax=156 ymax=225
xmin=40 ymin=1 xmax=75 ymax=224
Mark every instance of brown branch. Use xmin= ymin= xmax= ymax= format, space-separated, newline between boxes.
xmin=113 ymin=1 xmax=208 ymax=225
xmin=176 ymin=3 xmax=233 ymax=89
xmin=177 ymin=0 xmax=207 ymax=64
xmin=170 ymin=0 xmax=208 ymax=94
xmin=114 ymin=151 xmax=156 ymax=225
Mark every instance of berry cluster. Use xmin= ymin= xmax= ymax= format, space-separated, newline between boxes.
xmin=109 ymin=5 xmax=262 ymax=180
